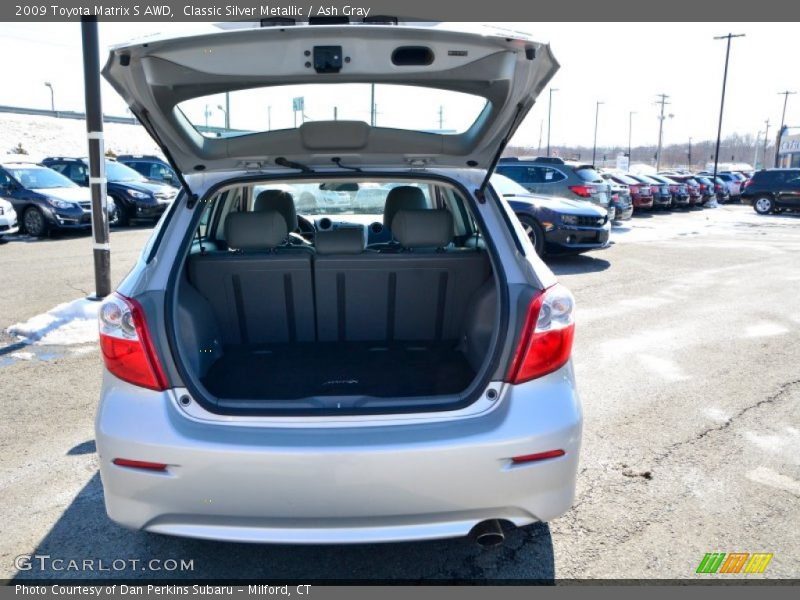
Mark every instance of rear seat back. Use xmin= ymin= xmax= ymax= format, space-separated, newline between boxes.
xmin=314 ymin=211 xmax=491 ymax=342
xmin=188 ymin=211 xmax=315 ymax=345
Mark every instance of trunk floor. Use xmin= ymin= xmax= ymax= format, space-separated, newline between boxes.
xmin=202 ymin=342 xmax=475 ymax=399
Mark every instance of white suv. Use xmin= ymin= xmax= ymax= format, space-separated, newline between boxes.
xmin=95 ymin=21 xmax=582 ymax=546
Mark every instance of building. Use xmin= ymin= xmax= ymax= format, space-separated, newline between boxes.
xmin=777 ymin=128 xmax=800 ymax=168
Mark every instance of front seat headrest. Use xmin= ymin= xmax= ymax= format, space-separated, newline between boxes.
xmin=392 ymin=209 xmax=453 ymax=249
xmin=254 ymin=189 xmax=298 ymax=232
xmin=383 ymin=186 xmax=427 ymax=231
xmin=225 ymin=211 xmax=288 ymax=251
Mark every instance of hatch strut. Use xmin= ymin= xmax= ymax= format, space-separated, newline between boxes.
xmin=476 ymin=101 xmax=528 ymax=203
xmin=135 ymin=109 xmax=199 ymax=208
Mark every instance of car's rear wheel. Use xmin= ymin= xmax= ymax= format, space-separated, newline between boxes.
xmin=754 ymin=196 xmax=774 ymax=215
xmin=23 ymin=207 xmax=47 ymax=238
xmin=518 ymin=215 xmax=545 ymax=257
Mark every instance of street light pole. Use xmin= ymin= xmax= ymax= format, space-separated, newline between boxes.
xmin=44 ymin=82 xmax=55 ymax=113
xmin=216 ymin=104 xmax=228 ymax=129
xmin=753 ymin=131 xmax=762 ymax=167
xmin=775 ymin=90 xmax=796 ymax=167
xmin=712 ymin=33 xmax=745 ymax=186
xmin=546 ymin=88 xmax=558 ymax=157
xmin=762 ymin=118 xmax=770 ymax=167
xmin=592 ymin=101 xmax=604 ymax=166
xmin=628 ymin=111 xmax=636 ymax=169
xmin=224 ymin=92 xmax=230 ymax=129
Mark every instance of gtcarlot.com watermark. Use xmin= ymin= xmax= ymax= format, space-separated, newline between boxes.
xmin=15 ymin=554 xmax=194 ymax=573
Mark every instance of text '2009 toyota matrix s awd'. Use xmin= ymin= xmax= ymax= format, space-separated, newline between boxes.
xmin=96 ymin=21 xmax=582 ymax=545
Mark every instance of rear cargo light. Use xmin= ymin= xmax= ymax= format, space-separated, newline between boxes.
xmin=568 ymin=185 xmax=594 ymax=198
xmin=98 ymin=292 xmax=168 ymax=391
xmin=511 ymin=449 xmax=566 ymax=464
xmin=112 ymin=458 xmax=168 ymax=471
xmin=506 ymin=283 xmax=575 ymax=384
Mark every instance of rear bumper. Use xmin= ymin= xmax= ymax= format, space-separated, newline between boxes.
xmin=612 ymin=205 xmax=633 ymax=221
xmin=133 ymin=202 xmax=169 ymax=219
xmin=95 ymin=367 xmax=583 ymax=544
xmin=0 ymin=213 xmax=18 ymax=235
xmin=632 ymin=196 xmax=653 ymax=208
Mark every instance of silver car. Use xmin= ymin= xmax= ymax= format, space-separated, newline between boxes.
xmin=95 ymin=22 xmax=582 ymax=545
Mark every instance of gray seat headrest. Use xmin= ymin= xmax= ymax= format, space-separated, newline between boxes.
xmin=383 ymin=186 xmax=427 ymax=230
xmin=225 ymin=211 xmax=288 ymax=251
xmin=254 ymin=189 xmax=298 ymax=231
xmin=315 ymin=227 xmax=366 ymax=255
xmin=392 ymin=210 xmax=453 ymax=249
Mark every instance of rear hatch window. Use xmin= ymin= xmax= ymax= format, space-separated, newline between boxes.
xmin=177 ymin=83 xmax=489 ymax=138
xmin=574 ymin=167 xmax=604 ymax=183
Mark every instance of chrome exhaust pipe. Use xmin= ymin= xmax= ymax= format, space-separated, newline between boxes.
xmin=469 ymin=519 xmax=505 ymax=547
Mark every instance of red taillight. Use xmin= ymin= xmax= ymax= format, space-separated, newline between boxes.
xmin=511 ymin=449 xmax=566 ymax=464
xmin=698 ymin=184 xmax=707 ymax=191
xmin=99 ymin=292 xmax=168 ymax=391
xmin=669 ymin=185 xmax=679 ymax=193
xmin=112 ymin=458 xmax=168 ymax=471
xmin=506 ymin=284 xmax=575 ymax=384
xmin=744 ymin=179 xmax=753 ymax=188
xmin=715 ymin=184 xmax=723 ymax=191
xmin=568 ymin=185 xmax=594 ymax=198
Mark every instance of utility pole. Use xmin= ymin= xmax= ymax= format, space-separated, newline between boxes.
xmin=333 ymin=106 xmax=338 ymax=121
xmin=44 ymin=82 xmax=55 ymax=113
xmin=762 ymin=118 xmax=770 ymax=168
xmin=267 ymin=105 xmax=271 ymax=131
xmin=438 ymin=105 xmax=443 ymax=130
xmin=370 ymin=83 xmax=376 ymax=126
xmin=627 ymin=111 xmax=636 ymax=169
xmin=775 ymin=90 xmax=796 ymax=167
xmin=81 ymin=17 xmax=111 ymax=299
xmin=546 ymin=88 xmax=558 ymax=157
xmin=688 ymin=136 xmax=693 ymax=168
xmin=712 ymin=33 xmax=745 ymax=186
xmin=592 ymin=100 xmax=604 ymax=166
xmin=753 ymin=130 xmax=762 ymax=167
xmin=655 ymin=93 xmax=671 ymax=171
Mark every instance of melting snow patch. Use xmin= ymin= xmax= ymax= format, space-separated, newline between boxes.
xmin=704 ymin=408 xmax=731 ymax=423
xmin=743 ymin=322 xmax=789 ymax=338
xmin=746 ymin=467 xmax=800 ymax=497
xmin=6 ymin=297 xmax=100 ymax=346
xmin=10 ymin=351 xmax=35 ymax=361
xmin=635 ymin=353 xmax=689 ymax=382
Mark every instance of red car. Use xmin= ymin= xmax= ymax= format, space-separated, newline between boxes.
xmin=608 ymin=172 xmax=654 ymax=210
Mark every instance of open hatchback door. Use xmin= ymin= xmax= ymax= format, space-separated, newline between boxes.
xmin=103 ymin=22 xmax=558 ymax=175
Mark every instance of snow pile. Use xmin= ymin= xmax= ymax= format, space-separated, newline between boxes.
xmin=7 ymin=297 xmax=100 ymax=346
xmin=0 ymin=113 xmax=161 ymax=158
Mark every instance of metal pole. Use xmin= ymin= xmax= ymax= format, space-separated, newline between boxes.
xmin=592 ymin=101 xmax=603 ymax=166
xmin=537 ymin=119 xmax=543 ymax=154
xmin=224 ymin=92 xmax=230 ymax=129
xmin=438 ymin=105 xmax=443 ymax=130
xmin=762 ymin=119 xmax=770 ymax=167
xmin=80 ymin=17 xmax=111 ymax=299
xmin=334 ymin=106 xmax=338 ymax=121
xmin=546 ymin=88 xmax=558 ymax=157
xmin=268 ymin=105 xmax=271 ymax=131
xmin=370 ymin=83 xmax=376 ymax=126
xmin=628 ymin=111 xmax=635 ymax=168
xmin=688 ymin=136 xmax=692 ymax=168
xmin=712 ymin=33 xmax=745 ymax=186
xmin=655 ymin=94 xmax=670 ymax=172
xmin=775 ymin=91 xmax=796 ymax=167
xmin=44 ymin=82 xmax=55 ymax=113
xmin=753 ymin=131 xmax=761 ymax=167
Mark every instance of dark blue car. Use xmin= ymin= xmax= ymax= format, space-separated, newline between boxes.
xmin=0 ymin=159 xmax=115 ymax=238
xmin=491 ymin=174 xmax=610 ymax=257
xmin=42 ymin=157 xmax=178 ymax=226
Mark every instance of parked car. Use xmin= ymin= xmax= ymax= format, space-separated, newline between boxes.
xmin=741 ymin=168 xmax=800 ymax=214
xmin=42 ymin=156 xmax=178 ymax=226
xmin=496 ymin=156 xmax=612 ymax=219
xmin=600 ymin=173 xmax=633 ymax=221
xmin=605 ymin=172 xmax=653 ymax=210
xmin=0 ymin=197 xmax=19 ymax=241
xmin=492 ymin=173 xmax=610 ymax=256
xmin=0 ymin=159 xmax=114 ymax=237
xmin=628 ymin=173 xmax=671 ymax=209
xmin=661 ymin=173 xmax=703 ymax=206
xmin=96 ymin=22 xmax=582 ymax=546
xmin=708 ymin=172 xmax=742 ymax=201
xmin=648 ymin=174 xmax=690 ymax=208
xmin=693 ymin=175 xmax=722 ymax=205
xmin=116 ymin=154 xmax=180 ymax=188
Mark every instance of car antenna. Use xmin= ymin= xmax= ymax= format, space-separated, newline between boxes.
xmin=275 ymin=157 xmax=315 ymax=173
xmin=476 ymin=101 xmax=527 ymax=203
xmin=331 ymin=157 xmax=362 ymax=172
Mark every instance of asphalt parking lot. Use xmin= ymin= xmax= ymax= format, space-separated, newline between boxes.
xmin=1 ymin=204 xmax=798 ymax=581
